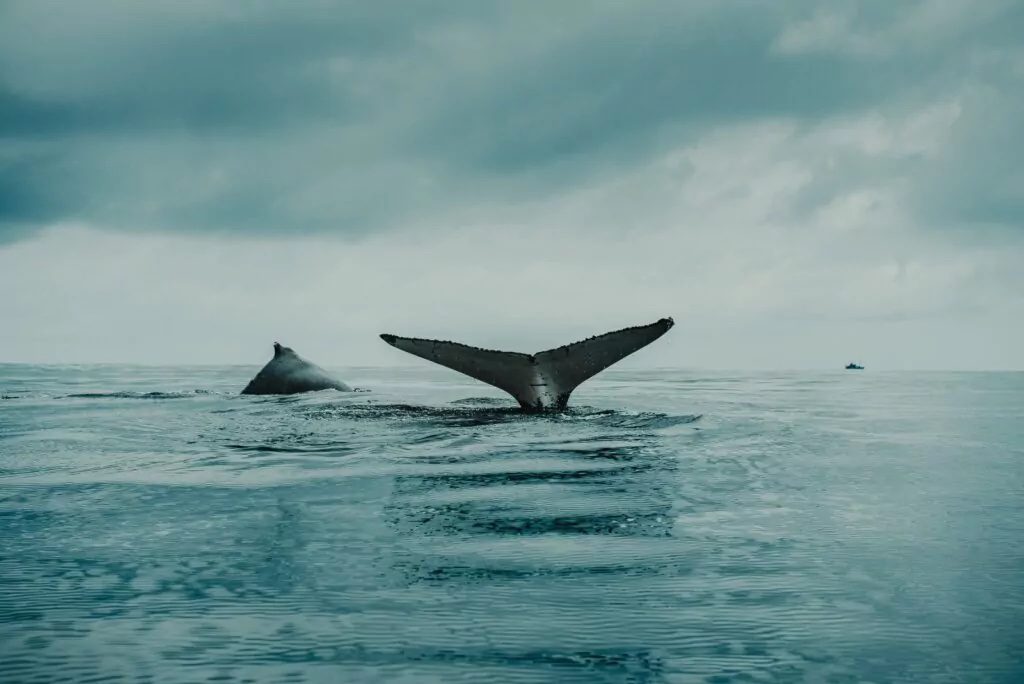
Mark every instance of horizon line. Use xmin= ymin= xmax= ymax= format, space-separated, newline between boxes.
xmin=1 ymin=361 xmax=1023 ymax=373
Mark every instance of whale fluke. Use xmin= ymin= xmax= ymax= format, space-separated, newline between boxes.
xmin=241 ymin=343 xmax=351 ymax=395
xmin=379 ymin=317 xmax=674 ymax=410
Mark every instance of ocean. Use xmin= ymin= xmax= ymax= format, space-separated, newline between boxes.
xmin=1 ymin=365 xmax=1022 ymax=683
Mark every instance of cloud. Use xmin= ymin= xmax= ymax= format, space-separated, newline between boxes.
xmin=2 ymin=107 xmax=1021 ymax=368
xmin=2 ymin=0 xmax=1022 ymax=245
xmin=1 ymin=1 xmax=1022 ymax=368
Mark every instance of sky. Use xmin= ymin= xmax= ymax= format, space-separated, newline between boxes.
xmin=1 ymin=0 xmax=1022 ymax=369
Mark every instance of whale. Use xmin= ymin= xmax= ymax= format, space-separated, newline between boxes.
xmin=241 ymin=342 xmax=351 ymax=395
xmin=380 ymin=317 xmax=674 ymax=410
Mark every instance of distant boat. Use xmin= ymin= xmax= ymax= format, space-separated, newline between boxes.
xmin=845 ymin=362 xmax=864 ymax=370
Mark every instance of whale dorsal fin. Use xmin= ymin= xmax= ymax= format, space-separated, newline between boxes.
xmin=273 ymin=342 xmax=297 ymax=358
xmin=379 ymin=317 xmax=674 ymax=410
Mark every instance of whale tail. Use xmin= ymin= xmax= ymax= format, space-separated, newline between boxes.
xmin=379 ymin=317 xmax=674 ymax=410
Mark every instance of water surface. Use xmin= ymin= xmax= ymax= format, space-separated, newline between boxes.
xmin=2 ymin=365 xmax=1022 ymax=682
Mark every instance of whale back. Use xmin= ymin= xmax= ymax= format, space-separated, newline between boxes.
xmin=241 ymin=343 xmax=351 ymax=395
xmin=380 ymin=318 xmax=673 ymax=410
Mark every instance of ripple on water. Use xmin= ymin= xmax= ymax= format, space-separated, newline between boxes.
xmin=2 ymin=366 xmax=1023 ymax=682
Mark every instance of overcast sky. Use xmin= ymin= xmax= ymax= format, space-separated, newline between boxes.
xmin=1 ymin=1 xmax=1022 ymax=369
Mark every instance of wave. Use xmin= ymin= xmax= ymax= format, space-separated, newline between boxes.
xmin=63 ymin=390 xmax=215 ymax=399
xmin=577 ymin=409 xmax=702 ymax=430
xmin=299 ymin=400 xmax=701 ymax=430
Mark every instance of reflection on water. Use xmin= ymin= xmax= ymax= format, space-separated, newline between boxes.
xmin=2 ymin=365 xmax=1023 ymax=682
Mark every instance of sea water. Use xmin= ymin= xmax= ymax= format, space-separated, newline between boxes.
xmin=2 ymin=365 xmax=1022 ymax=682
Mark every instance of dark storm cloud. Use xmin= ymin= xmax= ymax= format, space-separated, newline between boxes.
xmin=1 ymin=0 xmax=1022 ymax=244
xmin=410 ymin=7 xmax=900 ymax=173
